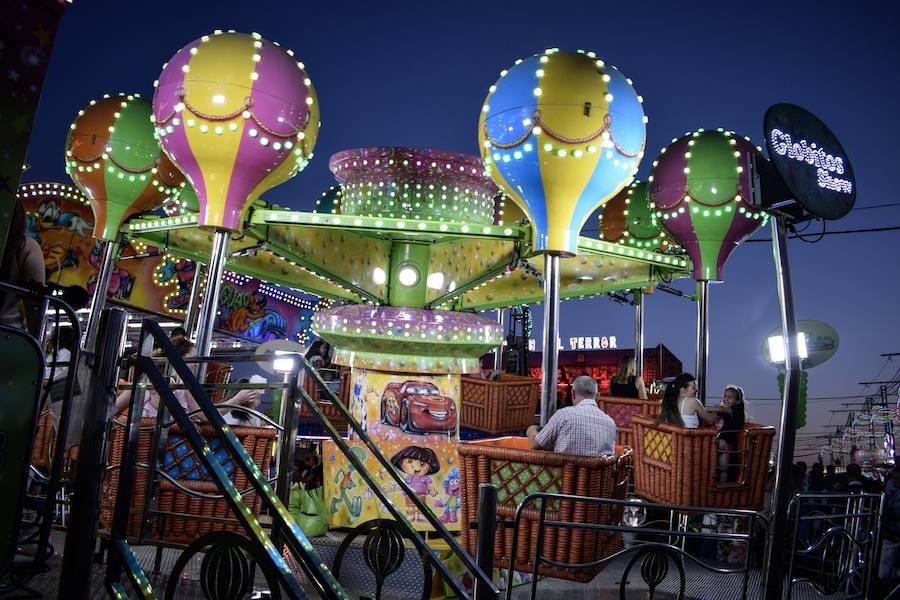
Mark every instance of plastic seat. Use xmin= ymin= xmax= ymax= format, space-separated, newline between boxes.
xmin=631 ymin=414 xmax=774 ymax=510
xmin=459 ymin=437 xmax=631 ymax=582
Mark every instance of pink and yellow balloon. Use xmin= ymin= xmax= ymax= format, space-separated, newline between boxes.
xmin=152 ymin=31 xmax=319 ymax=232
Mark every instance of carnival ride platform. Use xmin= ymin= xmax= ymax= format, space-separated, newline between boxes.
xmin=19 ymin=530 xmax=843 ymax=600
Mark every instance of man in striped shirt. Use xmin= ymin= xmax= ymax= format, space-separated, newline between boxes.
xmin=527 ymin=375 xmax=617 ymax=456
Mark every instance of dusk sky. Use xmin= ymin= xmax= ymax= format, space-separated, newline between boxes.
xmin=24 ymin=1 xmax=900 ymax=460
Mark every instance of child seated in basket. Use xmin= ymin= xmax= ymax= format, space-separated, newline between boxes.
xmin=715 ymin=385 xmax=746 ymax=483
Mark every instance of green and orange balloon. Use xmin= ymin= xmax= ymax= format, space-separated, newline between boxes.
xmin=65 ymin=93 xmax=184 ymax=241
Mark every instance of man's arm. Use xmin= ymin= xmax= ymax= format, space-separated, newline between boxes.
xmin=528 ymin=413 xmax=560 ymax=450
xmin=526 ymin=425 xmax=543 ymax=449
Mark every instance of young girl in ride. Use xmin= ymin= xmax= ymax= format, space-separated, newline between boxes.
xmin=715 ymin=385 xmax=747 ymax=482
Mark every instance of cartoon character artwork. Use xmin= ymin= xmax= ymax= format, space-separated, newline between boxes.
xmin=437 ymin=467 xmax=461 ymax=524
xmin=349 ymin=374 xmax=373 ymax=434
xmin=87 ymin=240 xmax=134 ymax=300
xmin=27 ymin=200 xmax=93 ymax=278
xmin=155 ymin=256 xmax=196 ymax=314
xmin=223 ymin=290 xmax=268 ymax=334
xmin=390 ymin=446 xmax=440 ymax=522
xmin=330 ymin=446 xmax=367 ymax=519
xmin=380 ymin=380 xmax=457 ymax=435
xmin=245 ymin=311 xmax=287 ymax=342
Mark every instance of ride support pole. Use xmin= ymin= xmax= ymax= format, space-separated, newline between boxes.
xmin=473 ymin=483 xmax=498 ymax=600
xmin=540 ymin=253 xmax=561 ymax=426
xmin=82 ymin=237 xmax=119 ymax=351
xmin=183 ymin=262 xmax=206 ymax=342
xmin=59 ymin=308 xmax=128 ymax=600
xmin=634 ymin=291 xmax=645 ymax=380
xmin=695 ymin=280 xmax=710 ymax=404
xmin=194 ymin=230 xmax=230 ymax=358
xmin=493 ymin=309 xmax=505 ymax=372
xmin=763 ymin=214 xmax=802 ymax=599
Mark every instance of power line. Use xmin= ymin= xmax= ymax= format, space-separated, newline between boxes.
xmin=745 ymin=224 xmax=900 ymax=243
xmin=853 ymin=202 xmax=900 ymax=211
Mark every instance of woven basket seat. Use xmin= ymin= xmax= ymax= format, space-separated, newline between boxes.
xmin=101 ymin=417 xmax=275 ymax=543
xmin=459 ymin=436 xmax=631 ymax=582
xmin=460 ymin=374 xmax=540 ymax=434
xmin=299 ymin=368 xmax=350 ymax=431
xmin=632 ymin=414 xmax=774 ymax=510
xmin=31 ymin=409 xmax=79 ymax=470
xmin=595 ymin=396 xmax=661 ymax=448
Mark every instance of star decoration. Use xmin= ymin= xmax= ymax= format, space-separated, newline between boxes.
xmin=33 ymin=25 xmax=52 ymax=47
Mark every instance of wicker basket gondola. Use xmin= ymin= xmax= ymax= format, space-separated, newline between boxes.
xmin=459 ymin=437 xmax=630 ymax=582
xmin=101 ymin=417 xmax=275 ymax=542
xmin=631 ymin=414 xmax=774 ymax=510
xmin=595 ymin=396 xmax=661 ymax=448
xmin=299 ymin=368 xmax=350 ymax=431
xmin=31 ymin=410 xmax=54 ymax=469
xmin=460 ymin=374 xmax=540 ymax=434
xmin=31 ymin=409 xmax=79 ymax=469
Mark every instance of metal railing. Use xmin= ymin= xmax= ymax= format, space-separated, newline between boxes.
xmin=506 ymin=493 xmax=768 ymax=600
xmin=0 ymin=280 xmax=82 ymax=571
xmin=105 ymin=319 xmax=348 ymax=599
xmin=785 ymin=492 xmax=884 ymax=599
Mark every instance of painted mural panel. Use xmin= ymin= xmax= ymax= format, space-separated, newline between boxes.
xmin=325 ymin=369 xmax=461 ymax=531
xmin=18 ymin=183 xmax=321 ymax=344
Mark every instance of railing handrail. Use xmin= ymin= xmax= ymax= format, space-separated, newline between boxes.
xmin=0 ymin=279 xmax=83 ymax=570
xmin=507 ymin=491 xmax=768 ymax=600
xmin=108 ymin=319 xmax=348 ymax=600
xmin=299 ymin=358 xmax=500 ymax=599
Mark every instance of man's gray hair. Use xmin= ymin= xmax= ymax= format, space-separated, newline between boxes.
xmin=572 ymin=375 xmax=598 ymax=399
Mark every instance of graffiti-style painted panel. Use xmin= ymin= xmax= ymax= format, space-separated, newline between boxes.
xmin=214 ymin=272 xmax=324 ymax=345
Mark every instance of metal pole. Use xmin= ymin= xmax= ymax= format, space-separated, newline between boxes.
xmin=763 ymin=215 xmax=802 ymax=600
xmin=82 ymin=238 xmax=118 ymax=351
xmin=634 ymin=291 xmax=645 ymax=381
xmin=695 ymin=280 xmax=710 ymax=404
xmin=275 ymin=366 xmax=301 ymax=505
xmin=540 ymin=253 xmax=561 ymax=426
xmin=493 ymin=309 xmax=506 ymax=372
xmin=273 ymin=363 xmax=301 ymax=552
xmin=193 ymin=231 xmax=230 ymax=357
xmin=60 ymin=308 xmax=128 ymax=600
xmin=183 ymin=262 xmax=205 ymax=342
xmin=473 ymin=483 xmax=498 ymax=600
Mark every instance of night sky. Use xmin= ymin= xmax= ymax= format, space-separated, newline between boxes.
xmin=23 ymin=1 xmax=900 ymax=460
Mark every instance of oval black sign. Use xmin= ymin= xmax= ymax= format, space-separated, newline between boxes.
xmin=763 ymin=103 xmax=856 ymax=220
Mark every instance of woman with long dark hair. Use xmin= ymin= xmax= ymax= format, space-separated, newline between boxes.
xmin=0 ymin=198 xmax=45 ymax=330
xmin=304 ymin=339 xmax=330 ymax=368
xmin=656 ymin=373 xmax=723 ymax=428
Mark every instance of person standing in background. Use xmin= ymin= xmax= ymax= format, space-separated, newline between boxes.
xmin=610 ymin=355 xmax=648 ymax=399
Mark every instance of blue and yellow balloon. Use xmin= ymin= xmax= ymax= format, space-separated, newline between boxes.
xmin=479 ymin=49 xmax=647 ymax=255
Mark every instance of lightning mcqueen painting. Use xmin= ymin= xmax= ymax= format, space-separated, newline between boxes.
xmin=380 ymin=380 xmax=457 ymax=435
